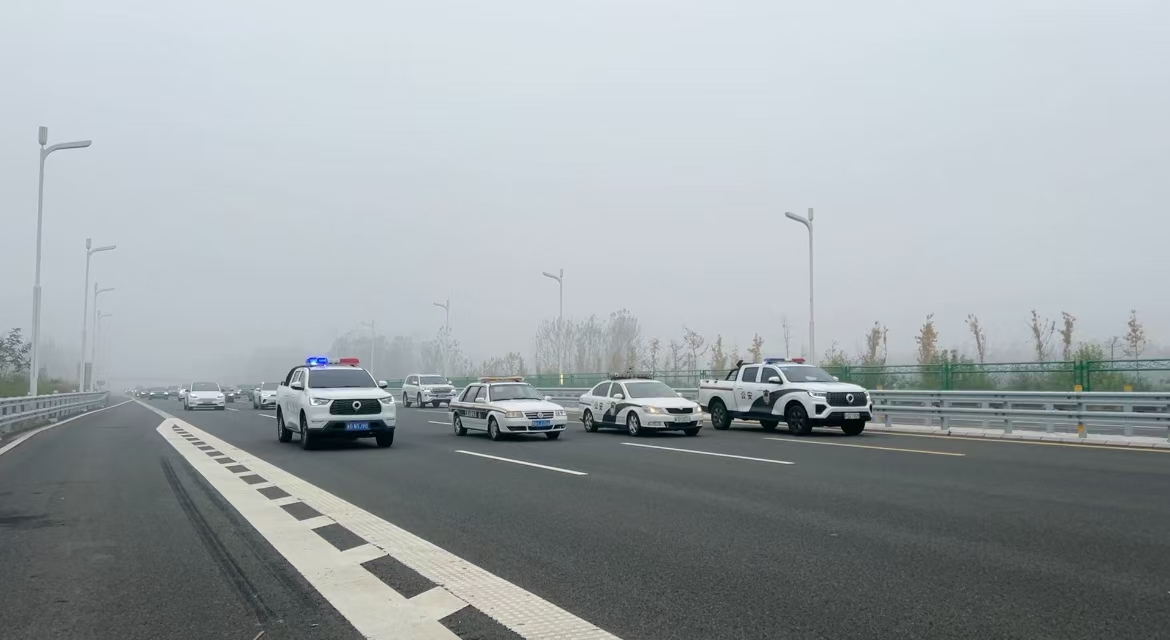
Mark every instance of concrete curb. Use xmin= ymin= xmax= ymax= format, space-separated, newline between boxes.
xmin=867 ymin=423 xmax=1169 ymax=448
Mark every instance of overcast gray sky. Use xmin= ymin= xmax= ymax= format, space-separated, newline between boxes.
xmin=2 ymin=0 xmax=1168 ymax=382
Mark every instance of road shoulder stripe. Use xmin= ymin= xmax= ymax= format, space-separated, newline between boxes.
xmin=763 ymin=437 xmax=966 ymax=456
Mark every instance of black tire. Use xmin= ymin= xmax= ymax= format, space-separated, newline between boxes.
xmin=683 ymin=427 xmax=700 ymax=437
xmin=277 ymin=412 xmax=292 ymax=442
xmin=453 ymin=415 xmax=467 ymax=436
xmin=299 ymin=414 xmax=314 ymax=450
xmin=785 ymin=403 xmax=812 ymax=435
xmin=760 ymin=420 xmax=778 ymax=431
xmin=582 ymin=410 xmax=598 ymax=432
xmin=417 ymin=393 xmax=423 ymax=408
xmin=488 ymin=418 xmax=503 ymax=441
xmin=710 ymin=400 xmax=731 ymax=430
xmin=842 ymin=421 xmax=866 ymax=436
xmin=546 ymin=432 xmax=561 ymax=440
xmin=626 ymin=412 xmax=642 ymax=437
xmin=402 ymin=393 xmax=411 ymax=408
xmin=375 ymin=431 xmax=394 ymax=448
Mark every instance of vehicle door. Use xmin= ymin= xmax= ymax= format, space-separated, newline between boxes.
xmin=405 ymin=375 xmax=418 ymax=397
xmin=735 ymin=366 xmax=761 ymax=414
xmin=281 ymin=368 xmax=304 ymax=421
xmin=586 ymin=382 xmax=610 ymax=422
xmin=756 ymin=366 xmax=787 ymax=416
xmin=470 ymin=385 xmax=491 ymax=430
xmin=605 ymin=382 xmax=627 ymax=424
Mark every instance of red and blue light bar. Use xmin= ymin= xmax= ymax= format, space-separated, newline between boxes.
xmin=305 ymin=357 xmax=361 ymax=366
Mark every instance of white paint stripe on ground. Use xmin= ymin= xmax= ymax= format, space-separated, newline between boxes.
xmin=415 ymin=409 xmax=448 ymax=415
xmin=620 ymin=442 xmax=795 ymax=465
xmin=763 ymin=436 xmax=966 ymax=456
xmin=428 ymin=421 xmax=450 ymax=426
xmin=258 ymin=414 xmax=276 ymax=419
xmin=226 ymin=407 xmax=239 ymax=412
xmin=148 ymin=405 xmax=618 ymax=640
xmin=0 ymin=399 xmax=132 ymax=459
xmin=454 ymin=450 xmax=589 ymax=476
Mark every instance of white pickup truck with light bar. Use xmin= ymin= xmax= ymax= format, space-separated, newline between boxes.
xmin=448 ymin=377 xmax=569 ymax=441
xmin=697 ymin=357 xmax=872 ymax=435
xmin=274 ymin=357 xmax=397 ymax=450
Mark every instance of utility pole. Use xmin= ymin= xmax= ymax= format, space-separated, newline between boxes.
xmin=542 ymin=269 xmax=564 ymax=385
xmin=784 ymin=208 xmax=815 ymax=364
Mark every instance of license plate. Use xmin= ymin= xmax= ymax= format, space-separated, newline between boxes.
xmin=345 ymin=422 xmax=369 ymax=431
xmin=844 ymin=412 xmax=860 ymax=420
xmin=531 ymin=419 xmax=551 ymax=428
xmin=674 ymin=415 xmax=693 ymax=423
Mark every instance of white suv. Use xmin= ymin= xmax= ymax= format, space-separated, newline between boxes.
xmin=401 ymin=374 xmax=457 ymax=407
xmin=184 ymin=381 xmax=226 ymax=411
xmin=252 ymin=381 xmax=279 ymax=409
xmin=274 ymin=358 xmax=397 ymax=449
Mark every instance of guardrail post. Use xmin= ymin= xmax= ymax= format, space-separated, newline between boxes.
xmin=883 ymin=412 xmax=891 ymax=428
xmin=1003 ymin=414 xmax=1013 ymax=434
xmin=1044 ymin=403 xmax=1054 ymax=433
xmin=940 ymin=414 xmax=950 ymax=435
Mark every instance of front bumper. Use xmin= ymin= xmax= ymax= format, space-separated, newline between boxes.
xmin=304 ymin=406 xmax=396 ymax=431
xmin=811 ymin=403 xmax=872 ymax=425
xmin=643 ymin=413 xmax=703 ymax=430
xmin=503 ymin=417 xmax=568 ymax=433
xmin=257 ymin=396 xmax=276 ymax=408
xmin=189 ymin=398 xmax=226 ymax=409
xmin=421 ymin=390 xmax=456 ymax=403
xmin=311 ymin=421 xmax=396 ymax=438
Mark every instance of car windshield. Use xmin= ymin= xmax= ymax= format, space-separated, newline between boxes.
xmin=261 ymin=382 xmax=279 ymax=390
xmin=191 ymin=382 xmax=219 ymax=392
xmin=420 ymin=376 xmax=448 ymax=385
xmin=777 ymin=366 xmax=837 ymax=383
xmin=623 ymin=381 xmax=678 ymax=399
xmin=308 ymin=369 xmax=376 ymax=389
xmin=490 ymin=384 xmax=543 ymax=401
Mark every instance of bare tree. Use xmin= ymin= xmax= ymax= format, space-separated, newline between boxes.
xmin=641 ymin=338 xmax=661 ymax=373
xmin=748 ymin=334 xmax=764 ymax=362
xmin=1124 ymin=309 xmax=1147 ymax=358
xmin=1059 ymin=312 xmax=1076 ymax=361
xmin=1105 ymin=336 xmax=1121 ymax=361
xmin=1028 ymin=310 xmax=1056 ymax=361
xmin=916 ymin=313 xmax=939 ymax=365
xmin=667 ymin=340 xmax=684 ymax=370
xmin=860 ymin=321 xmax=888 ymax=366
xmin=966 ymin=314 xmax=988 ymax=364
xmin=682 ymin=326 xmax=708 ymax=370
xmin=781 ymin=315 xmax=792 ymax=358
xmin=728 ymin=344 xmax=742 ymax=366
xmin=823 ymin=341 xmax=851 ymax=367
xmin=709 ymin=335 xmax=727 ymax=371
xmin=605 ymin=309 xmax=641 ymax=372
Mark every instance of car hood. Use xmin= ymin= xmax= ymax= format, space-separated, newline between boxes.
xmin=492 ymin=399 xmax=564 ymax=412
xmin=306 ymin=388 xmax=392 ymax=400
xmin=787 ymin=382 xmax=868 ymax=393
xmin=629 ymin=396 xmax=700 ymax=409
xmin=188 ymin=391 xmax=222 ymax=398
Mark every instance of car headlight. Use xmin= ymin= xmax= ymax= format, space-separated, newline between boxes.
xmin=379 ymin=396 xmax=395 ymax=405
xmin=216 ymin=393 xmax=225 ymax=399
xmin=505 ymin=411 xmax=524 ymax=419
xmin=554 ymin=409 xmax=566 ymax=417
xmin=309 ymin=397 xmax=332 ymax=406
xmin=645 ymin=406 xmax=666 ymax=414
xmin=808 ymin=391 xmax=827 ymax=399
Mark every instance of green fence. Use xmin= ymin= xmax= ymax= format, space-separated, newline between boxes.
xmin=387 ymin=359 xmax=1170 ymax=392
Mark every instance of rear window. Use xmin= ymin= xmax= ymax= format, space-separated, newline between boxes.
xmin=191 ymin=382 xmax=219 ymax=392
xmin=307 ymin=369 xmax=376 ymax=389
xmin=261 ymin=382 xmax=279 ymax=390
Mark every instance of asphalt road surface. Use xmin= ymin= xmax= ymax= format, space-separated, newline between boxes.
xmin=2 ymin=396 xmax=1168 ymax=640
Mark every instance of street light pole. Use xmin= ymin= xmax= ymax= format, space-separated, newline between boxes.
xmin=29 ymin=126 xmax=93 ymax=396
xmin=433 ymin=299 xmax=450 ymax=377
xmin=92 ymin=284 xmax=114 ymax=391
xmin=95 ymin=312 xmax=112 ymax=391
xmin=541 ymin=269 xmax=564 ymax=384
xmin=79 ymin=239 xmax=116 ymax=389
xmin=784 ymin=208 xmax=815 ymax=364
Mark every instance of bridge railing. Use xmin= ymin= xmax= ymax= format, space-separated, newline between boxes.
xmin=0 ymin=392 xmax=110 ymax=436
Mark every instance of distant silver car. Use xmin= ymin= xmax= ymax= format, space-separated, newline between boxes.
xmin=252 ymin=382 xmax=279 ymax=410
xmin=401 ymin=374 xmax=457 ymax=407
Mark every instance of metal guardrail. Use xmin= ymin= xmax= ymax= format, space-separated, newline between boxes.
xmin=525 ymin=388 xmax=1170 ymax=440
xmin=0 ymin=392 xmax=110 ymax=436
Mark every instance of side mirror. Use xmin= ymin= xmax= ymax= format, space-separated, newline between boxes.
xmin=291 ymin=382 xmax=304 ymax=391
xmin=544 ymin=395 xmax=552 ymax=401
xmin=474 ymin=397 xmax=486 ymax=404
xmin=613 ymin=393 xmax=625 ymax=400
xmin=832 ymin=376 xmax=840 ymax=381
xmin=377 ymin=380 xmax=388 ymax=388
xmin=767 ymin=376 xmax=781 ymax=383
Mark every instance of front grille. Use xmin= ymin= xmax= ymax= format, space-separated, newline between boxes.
xmin=665 ymin=407 xmax=694 ymax=414
xmin=826 ymin=392 xmax=867 ymax=407
xmin=524 ymin=411 xmax=553 ymax=419
xmin=329 ymin=399 xmax=381 ymax=415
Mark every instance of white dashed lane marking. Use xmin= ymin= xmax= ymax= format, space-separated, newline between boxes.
xmin=259 ymin=414 xmax=276 ymax=419
xmin=455 ymin=450 xmax=589 ymax=476
xmin=620 ymin=442 xmax=795 ymax=465
xmin=428 ymin=421 xmax=450 ymax=426
xmin=763 ymin=437 xmax=966 ymax=456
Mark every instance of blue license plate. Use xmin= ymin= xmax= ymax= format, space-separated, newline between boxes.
xmin=345 ymin=422 xmax=369 ymax=431
xmin=531 ymin=419 xmax=551 ymax=428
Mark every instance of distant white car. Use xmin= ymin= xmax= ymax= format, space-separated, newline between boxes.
xmin=448 ymin=377 xmax=568 ymax=441
xmin=252 ymin=382 xmax=279 ymax=410
xmin=184 ymin=381 xmax=226 ymax=411
xmin=578 ymin=375 xmax=703 ymax=437
xmin=401 ymin=374 xmax=457 ymax=407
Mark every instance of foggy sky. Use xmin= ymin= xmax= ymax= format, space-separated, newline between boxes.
xmin=2 ymin=0 xmax=1168 ymax=383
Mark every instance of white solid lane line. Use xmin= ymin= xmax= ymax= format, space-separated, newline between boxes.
xmin=763 ymin=437 xmax=966 ymax=456
xmin=259 ymin=414 xmax=276 ymax=419
xmin=428 ymin=421 xmax=450 ymax=426
xmin=620 ymin=442 xmax=795 ymax=465
xmin=455 ymin=450 xmax=589 ymax=476
xmin=226 ymin=407 xmax=239 ymax=412
xmin=0 ymin=400 xmax=132 ymax=458
xmin=416 ymin=409 xmax=448 ymax=414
